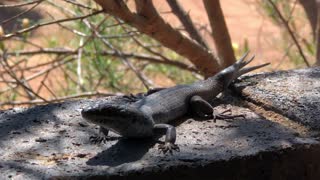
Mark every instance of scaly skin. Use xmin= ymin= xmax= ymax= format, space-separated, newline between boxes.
xmin=81 ymin=52 xmax=269 ymax=154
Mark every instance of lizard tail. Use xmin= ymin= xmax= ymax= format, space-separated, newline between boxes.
xmin=235 ymin=51 xmax=270 ymax=77
xmin=215 ymin=51 xmax=270 ymax=87
xmin=237 ymin=62 xmax=270 ymax=77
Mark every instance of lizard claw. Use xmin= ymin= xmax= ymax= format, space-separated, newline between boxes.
xmin=158 ymin=142 xmax=180 ymax=154
xmin=212 ymin=108 xmax=246 ymax=122
xmin=90 ymin=136 xmax=115 ymax=144
xmin=90 ymin=136 xmax=105 ymax=144
xmin=220 ymin=108 xmax=232 ymax=115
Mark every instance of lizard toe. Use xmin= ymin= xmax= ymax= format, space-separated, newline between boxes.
xmin=90 ymin=136 xmax=104 ymax=144
xmin=89 ymin=136 xmax=116 ymax=144
xmin=158 ymin=142 xmax=179 ymax=154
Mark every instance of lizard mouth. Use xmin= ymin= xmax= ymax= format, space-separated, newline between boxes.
xmin=81 ymin=108 xmax=97 ymax=121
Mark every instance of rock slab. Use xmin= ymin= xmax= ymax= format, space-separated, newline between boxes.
xmin=0 ymin=67 xmax=320 ymax=179
xmin=233 ymin=67 xmax=320 ymax=129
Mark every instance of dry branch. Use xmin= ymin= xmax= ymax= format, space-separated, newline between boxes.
xmin=167 ymin=0 xmax=209 ymax=49
xmin=203 ymin=0 xmax=235 ymax=68
xmin=298 ymin=0 xmax=317 ymax=38
xmin=0 ymin=10 xmax=103 ymax=40
xmin=94 ymin=0 xmax=221 ymax=76
xmin=316 ymin=0 xmax=320 ymax=65
xmin=0 ymin=0 xmax=42 ymax=8
xmin=0 ymin=91 xmax=120 ymax=106
xmin=6 ymin=48 xmax=197 ymax=72
xmin=0 ymin=0 xmax=43 ymax=26
xmin=267 ymin=0 xmax=310 ymax=67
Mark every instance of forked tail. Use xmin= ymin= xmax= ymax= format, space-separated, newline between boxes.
xmin=217 ymin=51 xmax=270 ymax=87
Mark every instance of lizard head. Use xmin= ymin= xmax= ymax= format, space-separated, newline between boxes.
xmin=217 ymin=51 xmax=270 ymax=87
xmin=81 ymin=103 xmax=153 ymax=136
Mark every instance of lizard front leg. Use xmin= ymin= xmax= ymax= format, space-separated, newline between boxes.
xmin=90 ymin=126 xmax=118 ymax=144
xmin=153 ymin=124 xmax=179 ymax=154
xmin=190 ymin=95 xmax=245 ymax=122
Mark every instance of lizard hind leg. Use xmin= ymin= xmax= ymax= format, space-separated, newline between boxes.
xmin=190 ymin=95 xmax=245 ymax=122
xmin=190 ymin=95 xmax=214 ymax=118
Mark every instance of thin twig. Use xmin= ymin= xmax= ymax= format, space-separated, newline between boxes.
xmin=0 ymin=92 xmax=121 ymax=106
xmin=5 ymin=48 xmax=197 ymax=72
xmin=77 ymin=37 xmax=84 ymax=92
xmin=0 ymin=0 xmax=42 ymax=8
xmin=117 ymin=19 xmax=197 ymax=73
xmin=0 ymin=57 xmax=76 ymax=93
xmin=166 ymin=0 xmax=209 ymax=49
xmin=0 ymin=51 xmax=48 ymax=102
xmin=63 ymin=0 xmax=94 ymax=10
xmin=84 ymin=19 xmax=155 ymax=89
xmin=0 ymin=10 xmax=103 ymax=40
xmin=1 ymin=0 xmax=43 ymax=25
xmin=267 ymin=0 xmax=310 ymax=67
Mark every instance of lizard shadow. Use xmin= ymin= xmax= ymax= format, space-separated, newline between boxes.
xmin=86 ymin=138 xmax=159 ymax=167
xmin=86 ymin=137 xmax=158 ymax=167
xmin=86 ymin=115 xmax=192 ymax=167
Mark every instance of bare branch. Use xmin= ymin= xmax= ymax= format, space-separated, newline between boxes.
xmin=316 ymin=0 xmax=320 ymax=65
xmin=94 ymin=0 xmax=221 ymax=76
xmin=0 ymin=10 xmax=103 ymax=40
xmin=63 ymin=0 xmax=94 ymax=10
xmin=166 ymin=0 xmax=209 ymax=49
xmin=0 ymin=92 xmax=121 ymax=106
xmin=0 ymin=51 xmax=48 ymax=102
xmin=298 ymin=0 xmax=317 ymax=38
xmin=203 ymin=0 xmax=235 ymax=68
xmin=0 ymin=0 xmax=43 ymax=26
xmin=0 ymin=0 xmax=42 ymax=8
xmin=6 ymin=48 xmax=197 ymax=72
xmin=267 ymin=0 xmax=310 ymax=67
xmin=83 ymin=18 xmax=155 ymax=89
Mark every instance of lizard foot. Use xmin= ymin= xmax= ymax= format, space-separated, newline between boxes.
xmin=158 ymin=142 xmax=180 ymax=154
xmin=213 ymin=109 xmax=245 ymax=122
xmin=89 ymin=136 xmax=117 ymax=144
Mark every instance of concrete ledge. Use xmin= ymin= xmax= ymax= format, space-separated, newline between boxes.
xmin=1 ymin=67 xmax=320 ymax=179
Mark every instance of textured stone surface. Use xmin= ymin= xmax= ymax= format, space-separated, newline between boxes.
xmin=232 ymin=67 xmax=320 ymax=129
xmin=1 ymin=67 xmax=320 ymax=179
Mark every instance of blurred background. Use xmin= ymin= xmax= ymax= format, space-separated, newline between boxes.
xmin=0 ymin=0 xmax=316 ymax=109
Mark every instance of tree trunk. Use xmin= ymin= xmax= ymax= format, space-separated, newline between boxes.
xmin=298 ymin=0 xmax=317 ymax=39
xmin=203 ymin=0 xmax=235 ymax=68
xmin=316 ymin=0 xmax=320 ymax=65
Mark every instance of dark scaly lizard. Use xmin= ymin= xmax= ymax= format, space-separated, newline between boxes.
xmin=81 ymin=52 xmax=269 ymax=153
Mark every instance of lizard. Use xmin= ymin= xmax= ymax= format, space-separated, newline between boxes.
xmin=81 ymin=52 xmax=269 ymax=153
